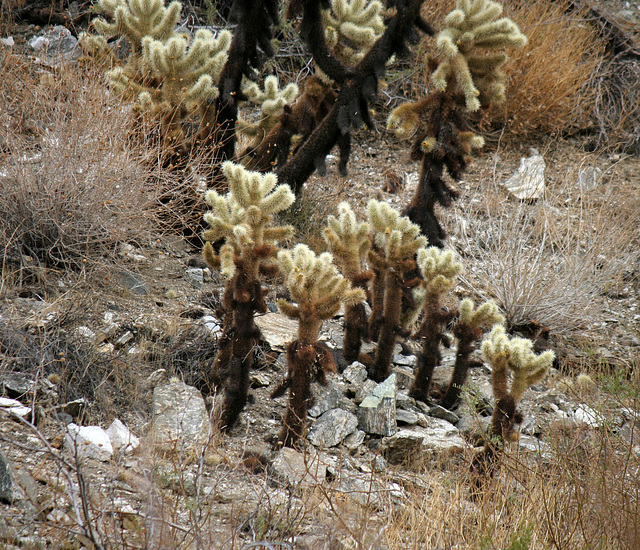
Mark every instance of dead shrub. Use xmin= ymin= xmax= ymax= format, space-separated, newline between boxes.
xmin=0 ymin=54 xmax=158 ymax=277
xmin=451 ymin=155 xmax=637 ymax=335
xmin=487 ymin=0 xmax=605 ymax=140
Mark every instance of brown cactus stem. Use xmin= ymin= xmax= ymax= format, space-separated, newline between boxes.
xmin=368 ymin=262 xmax=385 ymax=344
xmin=342 ymin=274 xmax=372 ymax=365
xmin=212 ymin=269 xmax=266 ymax=431
xmin=440 ymin=324 xmax=481 ymax=410
xmin=372 ymin=277 xmax=404 ymax=383
xmin=410 ymin=306 xmax=455 ymax=402
xmin=471 ymin=394 xmax=520 ymax=479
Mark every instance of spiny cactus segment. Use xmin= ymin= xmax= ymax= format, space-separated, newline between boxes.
xmin=433 ymin=0 xmax=527 ymax=111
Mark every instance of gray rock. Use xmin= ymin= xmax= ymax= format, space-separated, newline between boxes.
xmin=357 ymin=374 xmax=397 ymax=436
xmin=0 ymin=449 xmax=13 ymax=503
xmin=106 ymin=419 xmax=140 ymax=455
xmin=151 ymin=380 xmax=210 ymax=450
xmin=355 ymin=379 xmax=378 ymax=404
xmin=395 ymin=409 xmax=419 ymax=425
xmin=577 ymin=166 xmax=603 ymax=190
xmin=119 ymin=271 xmax=149 ymax=295
xmin=392 ymin=354 xmax=416 ymax=367
xmin=249 ymin=371 xmax=272 ymax=388
xmin=573 ymin=404 xmax=604 ymax=428
xmin=270 ymin=447 xmax=327 ymax=488
xmin=254 ymin=312 xmax=298 ymax=351
xmin=28 ymin=26 xmax=80 ymax=65
xmin=114 ymin=331 xmax=134 ymax=347
xmin=343 ymin=429 xmax=366 ymax=450
xmin=391 ymin=366 xmax=414 ymax=389
xmin=308 ymin=382 xmax=342 ymax=418
xmin=380 ymin=418 xmax=466 ymax=465
xmin=0 ymin=397 xmax=31 ymax=419
xmin=184 ymin=268 xmax=204 ymax=289
xmin=428 ymin=405 xmax=460 ymax=425
xmin=308 ymin=409 xmax=358 ymax=448
xmin=201 ymin=315 xmax=222 ymax=337
xmin=342 ymin=362 xmax=368 ymax=385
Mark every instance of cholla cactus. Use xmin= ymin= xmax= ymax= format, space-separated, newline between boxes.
xmin=323 ymin=0 xmax=385 ymax=67
xmin=409 ymin=247 xmax=463 ymax=401
xmin=274 ymin=244 xmax=366 ymax=447
xmin=433 ymin=0 xmax=527 ymax=111
xmin=440 ymin=298 xmax=504 ymax=409
xmin=367 ymin=200 xmax=426 ymax=382
xmin=203 ymin=162 xmax=294 ymax=430
xmin=82 ymin=0 xmax=232 ymax=156
xmin=323 ymin=202 xmax=372 ymax=364
xmin=473 ymin=325 xmax=554 ymax=477
xmin=386 ymin=0 xmax=526 ymax=248
xmin=238 ymin=76 xmax=299 ymax=150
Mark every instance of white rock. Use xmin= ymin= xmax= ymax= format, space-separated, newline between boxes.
xmin=106 ymin=419 xmax=140 ymax=455
xmin=573 ymin=405 xmax=603 ymax=428
xmin=0 ymin=398 xmax=31 ymax=419
xmin=503 ymin=155 xmax=545 ymax=200
xmin=65 ymin=424 xmax=113 ymax=462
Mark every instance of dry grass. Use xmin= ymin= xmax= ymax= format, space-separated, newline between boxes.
xmin=449 ymin=152 xmax=637 ymax=335
xmin=486 ymin=0 xmax=605 ymax=140
xmin=0 ymin=54 xmax=159 ymax=281
xmin=408 ymin=0 xmax=606 ymax=142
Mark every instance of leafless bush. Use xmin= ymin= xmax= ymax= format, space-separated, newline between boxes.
xmin=0 ymin=55 xmax=159 ymax=277
xmin=451 ymin=157 xmax=637 ymax=334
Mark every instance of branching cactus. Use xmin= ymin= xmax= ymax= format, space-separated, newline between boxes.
xmin=202 ymin=162 xmax=294 ymax=430
xmin=367 ymin=200 xmax=426 ymax=382
xmin=387 ymin=0 xmax=526 ymax=247
xmin=408 ymin=247 xmax=463 ymax=401
xmin=472 ymin=325 xmax=554 ymax=477
xmin=237 ymin=76 xmax=300 ymax=152
xmin=323 ymin=202 xmax=372 ymax=365
xmin=440 ymin=298 xmax=504 ymax=409
xmin=274 ymin=245 xmax=366 ymax=448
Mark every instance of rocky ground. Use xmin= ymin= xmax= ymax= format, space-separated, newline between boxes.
xmin=1 ymin=6 xmax=640 ymax=550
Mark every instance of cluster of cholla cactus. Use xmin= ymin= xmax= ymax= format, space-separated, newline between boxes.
xmin=202 ymin=161 xmax=294 ymax=430
xmin=81 ymin=0 xmax=232 ymax=156
xmin=387 ymin=0 xmax=527 ymax=247
xmin=273 ymin=245 xmax=366 ymax=447
xmin=472 ymin=326 xmax=555 ymax=478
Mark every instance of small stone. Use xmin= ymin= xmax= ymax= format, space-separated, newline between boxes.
xmin=65 ymin=424 xmax=114 ymax=462
xmin=74 ymin=326 xmax=96 ymax=340
xmin=573 ymin=404 xmax=603 ymax=428
xmin=308 ymin=409 xmax=358 ymax=448
xmin=151 ymin=380 xmax=210 ymax=450
xmin=342 ymin=362 xmax=368 ymax=385
xmin=250 ymin=371 xmax=271 ymax=388
xmin=391 ymin=366 xmax=414 ymax=389
xmin=0 ymin=397 xmax=31 ymax=419
xmin=393 ymin=354 xmax=416 ymax=367
xmin=428 ymin=405 xmax=460 ymax=425
xmin=308 ymin=382 xmax=342 ymax=418
xmin=577 ymin=166 xmax=602 ymax=190
xmin=106 ymin=419 xmax=140 ymax=455
xmin=380 ymin=419 xmax=465 ymax=466
xmin=114 ymin=331 xmax=134 ymax=347
xmin=254 ymin=312 xmax=299 ymax=351
xmin=201 ymin=315 xmax=222 ymax=336
xmin=357 ymin=374 xmax=397 ymax=436
xmin=184 ymin=268 xmax=204 ymax=289
xmin=343 ymin=429 xmax=366 ymax=450
xmin=119 ymin=271 xmax=149 ymax=295
xmin=503 ymin=154 xmax=545 ymax=200
xmin=396 ymin=409 xmax=418 ymax=425
xmin=355 ymin=379 xmax=378 ymax=404
xmin=270 ymin=447 xmax=327 ymax=488
xmin=0 ymin=449 xmax=13 ymax=503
